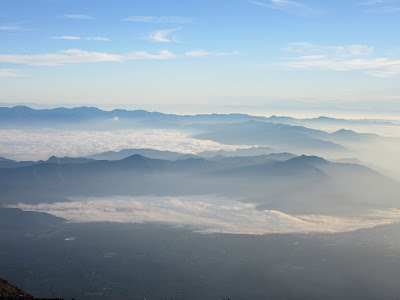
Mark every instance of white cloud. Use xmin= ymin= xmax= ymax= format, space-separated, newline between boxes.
xmin=148 ymin=29 xmax=180 ymax=43
xmin=185 ymin=50 xmax=240 ymax=57
xmin=0 ymin=69 xmax=30 ymax=77
xmin=283 ymin=42 xmax=374 ymax=57
xmin=0 ymin=48 xmax=238 ymax=66
xmin=250 ymin=0 xmax=315 ymax=16
xmin=283 ymin=42 xmax=400 ymax=77
xmin=0 ymin=49 xmax=176 ymax=66
xmin=64 ymin=14 xmax=94 ymax=20
xmin=0 ymin=49 xmax=121 ymax=66
xmin=11 ymin=195 xmax=400 ymax=234
xmin=287 ymin=57 xmax=400 ymax=77
xmin=50 ymin=36 xmax=110 ymax=41
xmin=0 ymin=25 xmax=20 ymax=30
xmin=50 ymin=36 xmax=81 ymax=40
xmin=360 ymin=0 xmax=400 ymax=13
xmin=0 ymin=129 xmax=245 ymax=161
xmin=123 ymin=16 xmax=195 ymax=24
xmin=127 ymin=50 xmax=176 ymax=60
xmin=85 ymin=37 xmax=110 ymax=41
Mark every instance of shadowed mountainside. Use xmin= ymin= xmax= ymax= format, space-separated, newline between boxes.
xmin=0 ymin=156 xmax=94 ymax=169
xmin=0 ymin=278 xmax=65 ymax=300
xmin=0 ymin=154 xmax=399 ymax=216
xmin=193 ymin=121 xmax=379 ymax=152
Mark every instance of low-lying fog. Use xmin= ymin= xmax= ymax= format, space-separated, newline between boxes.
xmin=10 ymin=195 xmax=400 ymax=235
xmin=0 ymin=128 xmax=246 ymax=161
xmin=1 ymin=122 xmax=400 ymax=180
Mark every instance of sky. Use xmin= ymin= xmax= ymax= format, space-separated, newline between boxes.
xmin=1 ymin=0 xmax=400 ymax=115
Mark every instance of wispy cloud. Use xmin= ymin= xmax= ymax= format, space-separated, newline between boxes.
xmin=0 ymin=69 xmax=30 ymax=77
xmin=283 ymin=42 xmax=374 ymax=57
xmin=0 ymin=25 xmax=21 ymax=31
xmin=185 ymin=50 xmax=240 ymax=57
xmin=50 ymin=36 xmax=81 ymax=40
xmin=86 ymin=37 xmax=110 ymax=41
xmin=0 ymin=48 xmax=239 ymax=67
xmin=249 ymin=0 xmax=316 ymax=16
xmin=148 ymin=29 xmax=180 ymax=43
xmin=360 ymin=0 xmax=400 ymax=13
xmin=127 ymin=50 xmax=176 ymax=60
xmin=0 ymin=49 xmax=175 ymax=66
xmin=64 ymin=14 xmax=94 ymax=20
xmin=287 ymin=57 xmax=400 ymax=77
xmin=50 ymin=36 xmax=110 ymax=41
xmin=283 ymin=42 xmax=400 ymax=77
xmin=123 ymin=16 xmax=195 ymax=24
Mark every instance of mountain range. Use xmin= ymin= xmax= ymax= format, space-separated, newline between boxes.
xmin=0 ymin=106 xmax=394 ymax=129
xmin=0 ymin=106 xmax=385 ymax=158
xmin=194 ymin=121 xmax=355 ymax=152
xmin=0 ymin=152 xmax=398 ymax=216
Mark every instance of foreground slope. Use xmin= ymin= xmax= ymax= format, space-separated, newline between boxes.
xmin=0 ymin=277 xmax=64 ymax=300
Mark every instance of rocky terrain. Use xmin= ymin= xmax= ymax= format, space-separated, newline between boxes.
xmin=0 ymin=278 xmax=66 ymax=300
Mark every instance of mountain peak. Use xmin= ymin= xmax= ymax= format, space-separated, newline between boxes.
xmin=332 ymin=129 xmax=358 ymax=136
xmin=286 ymin=155 xmax=329 ymax=165
xmin=122 ymin=154 xmax=149 ymax=161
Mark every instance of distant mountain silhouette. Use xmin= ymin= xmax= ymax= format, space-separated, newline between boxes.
xmin=198 ymin=146 xmax=275 ymax=157
xmin=266 ymin=115 xmax=395 ymax=127
xmin=0 ymin=156 xmax=94 ymax=168
xmin=194 ymin=121 xmax=347 ymax=152
xmin=284 ymin=154 xmax=329 ymax=166
xmin=330 ymin=157 xmax=364 ymax=165
xmin=1 ymin=106 xmax=392 ymax=130
xmin=0 ymin=106 xmax=267 ymax=128
xmin=331 ymin=129 xmax=379 ymax=141
xmin=1 ymin=153 xmax=398 ymax=215
xmin=87 ymin=148 xmax=196 ymax=161
xmin=208 ymin=153 xmax=297 ymax=169
xmin=86 ymin=148 xmax=292 ymax=162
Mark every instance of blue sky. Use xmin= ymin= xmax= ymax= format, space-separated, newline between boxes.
xmin=1 ymin=0 xmax=400 ymax=115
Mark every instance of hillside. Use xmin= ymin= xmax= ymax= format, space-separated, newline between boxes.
xmin=0 ymin=278 xmax=64 ymax=300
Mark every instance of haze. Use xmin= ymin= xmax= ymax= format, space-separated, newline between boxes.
xmin=1 ymin=1 xmax=400 ymax=299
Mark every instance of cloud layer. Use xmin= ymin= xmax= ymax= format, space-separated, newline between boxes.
xmin=0 ymin=48 xmax=239 ymax=66
xmin=11 ymin=195 xmax=400 ymax=234
xmin=0 ymin=49 xmax=175 ymax=66
xmin=0 ymin=129 xmax=245 ymax=161
xmin=283 ymin=42 xmax=400 ymax=77
xmin=0 ymin=69 xmax=29 ymax=77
